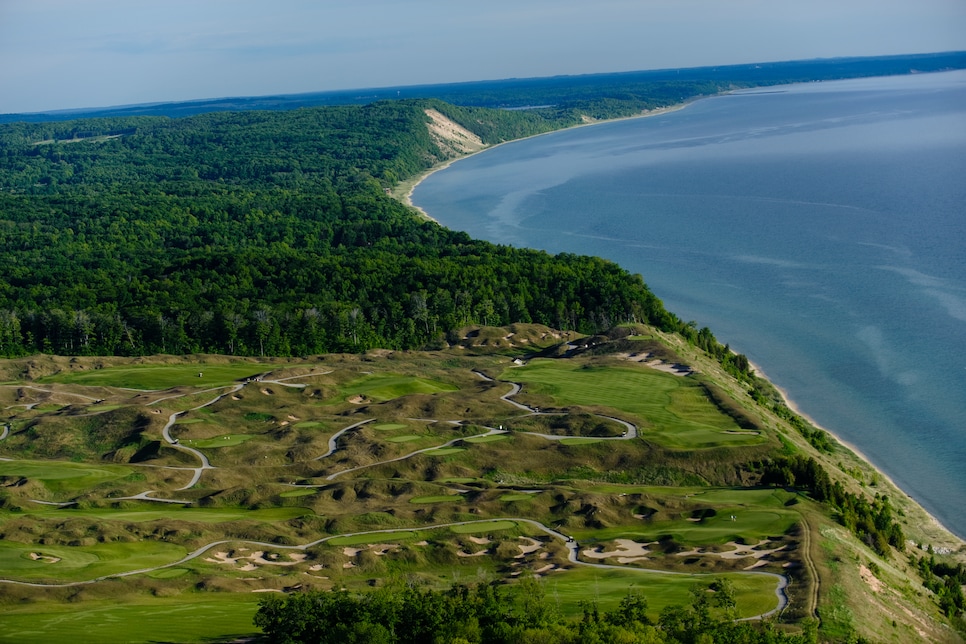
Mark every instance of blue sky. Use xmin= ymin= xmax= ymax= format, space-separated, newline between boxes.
xmin=2 ymin=0 xmax=964 ymax=114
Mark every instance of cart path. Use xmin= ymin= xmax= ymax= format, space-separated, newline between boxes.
xmin=0 ymin=517 xmax=787 ymax=618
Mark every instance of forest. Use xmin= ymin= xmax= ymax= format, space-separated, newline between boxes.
xmin=0 ymin=96 xmax=710 ymax=361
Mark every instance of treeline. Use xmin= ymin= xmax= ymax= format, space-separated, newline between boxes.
xmin=761 ymin=455 xmax=904 ymax=558
xmin=254 ymin=579 xmax=818 ymax=644
xmin=0 ymin=99 xmax=684 ymax=357
xmin=914 ymin=551 xmax=966 ymax=626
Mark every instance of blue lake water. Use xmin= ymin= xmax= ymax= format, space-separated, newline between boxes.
xmin=413 ymin=71 xmax=966 ymax=539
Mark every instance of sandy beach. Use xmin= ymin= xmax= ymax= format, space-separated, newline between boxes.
xmin=396 ymin=102 xmax=693 ymax=220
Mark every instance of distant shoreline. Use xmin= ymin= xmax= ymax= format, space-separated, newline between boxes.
xmin=397 ymin=101 xmax=694 ymax=220
xmin=400 ymin=93 xmax=966 ymax=549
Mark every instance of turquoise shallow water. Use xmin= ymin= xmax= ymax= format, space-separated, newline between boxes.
xmin=413 ymin=71 xmax=966 ymax=539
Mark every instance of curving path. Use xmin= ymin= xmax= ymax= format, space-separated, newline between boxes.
xmin=0 ymin=370 xmax=789 ymax=619
xmin=314 ymin=418 xmax=375 ymax=461
xmin=0 ymin=516 xmax=787 ymax=618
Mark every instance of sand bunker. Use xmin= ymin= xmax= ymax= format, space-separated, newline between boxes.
xmin=206 ymin=550 xmax=306 ymax=570
xmin=516 ymin=537 xmax=543 ymax=557
xmin=457 ymin=549 xmax=489 ymax=558
xmin=583 ymin=539 xmax=656 ymax=561
xmin=467 ymin=536 xmax=491 ymax=545
xmin=260 ymin=388 xmax=274 ymax=395
xmin=29 ymin=552 xmax=61 ymax=564
xmin=676 ymin=540 xmax=785 ymax=561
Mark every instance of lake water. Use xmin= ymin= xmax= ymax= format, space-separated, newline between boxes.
xmin=413 ymin=71 xmax=966 ymax=540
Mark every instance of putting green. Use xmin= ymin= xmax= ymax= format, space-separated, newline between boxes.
xmin=501 ymin=361 xmax=765 ymax=449
xmin=182 ymin=434 xmax=257 ymax=448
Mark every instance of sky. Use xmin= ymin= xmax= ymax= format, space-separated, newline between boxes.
xmin=1 ymin=0 xmax=965 ymax=114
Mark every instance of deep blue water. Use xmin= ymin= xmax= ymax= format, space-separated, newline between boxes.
xmin=413 ymin=71 xmax=966 ymax=539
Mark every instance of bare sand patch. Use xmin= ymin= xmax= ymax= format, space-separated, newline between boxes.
xmin=342 ymin=547 xmax=362 ymax=557
xmin=859 ymin=564 xmax=884 ymax=593
xmin=457 ymin=549 xmax=489 ymax=558
xmin=260 ymin=388 xmax=274 ymax=395
xmin=516 ymin=537 xmax=543 ymax=557
xmin=252 ymin=588 xmax=284 ymax=593
xmin=583 ymin=539 xmax=655 ymax=560
xmin=424 ymin=109 xmax=485 ymax=157
xmin=467 ymin=536 xmax=491 ymax=545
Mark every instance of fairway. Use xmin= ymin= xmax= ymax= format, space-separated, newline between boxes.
xmin=502 ymin=361 xmax=764 ymax=449
xmin=0 ymin=540 xmax=186 ymax=582
xmin=0 ymin=596 xmax=261 ymax=644
xmin=544 ymin=567 xmax=779 ymax=619
xmin=339 ymin=373 xmax=458 ymax=402
xmin=37 ymin=363 xmax=276 ymax=390
xmin=4 ymin=506 xmax=310 ymax=523
xmin=0 ymin=460 xmax=131 ymax=493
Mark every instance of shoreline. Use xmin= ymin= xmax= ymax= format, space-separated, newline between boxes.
xmin=399 ymin=91 xmax=965 ymax=552
xmin=748 ymin=359 xmax=965 ymax=547
xmin=397 ymin=101 xmax=694 ymax=219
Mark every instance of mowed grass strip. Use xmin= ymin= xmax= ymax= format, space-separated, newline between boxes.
xmin=464 ymin=434 xmax=510 ymax=444
xmin=450 ymin=520 xmax=517 ymax=534
xmin=501 ymin=361 xmax=762 ymax=449
xmin=544 ymin=567 xmax=779 ymax=619
xmin=0 ymin=595 xmax=261 ymax=644
xmin=0 ymin=540 xmax=186 ymax=582
xmin=0 ymin=460 xmax=131 ymax=493
xmin=37 ymin=363 xmax=274 ymax=390
xmin=4 ymin=507 xmax=309 ymax=523
xmin=571 ymin=507 xmax=799 ymax=545
xmin=339 ymin=373 xmax=457 ymax=402
xmin=327 ymin=531 xmax=419 ymax=546
xmin=409 ymin=495 xmax=464 ymax=504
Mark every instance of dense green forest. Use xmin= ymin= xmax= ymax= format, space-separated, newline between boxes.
xmin=0 ymin=96 xmax=710 ymax=359
xmin=254 ymin=579 xmax=819 ymax=644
